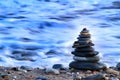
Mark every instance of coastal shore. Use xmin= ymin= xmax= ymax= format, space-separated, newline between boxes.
xmin=0 ymin=66 xmax=120 ymax=80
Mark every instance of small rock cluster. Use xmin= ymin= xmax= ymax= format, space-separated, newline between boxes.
xmin=69 ymin=28 xmax=106 ymax=70
xmin=0 ymin=64 xmax=119 ymax=80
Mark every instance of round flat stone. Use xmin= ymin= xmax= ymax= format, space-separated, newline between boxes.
xmin=69 ymin=61 xmax=106 ymax=70
xmin=79 ymin=34 xmax=91 ymax=38
xmin=77 ymin=37 xmax=90 ymax=41
xmin=72 ymin=43 xmax=94 ymax=48
xmin=52 ymin=64 xmax=64 ymax=70
xmin=75 ymin=47 xmax=94 ymax=52
xmin=73 ymin=56 xmax=100 ymax=62
xmin=71 ymin=51 xmax=99 ymax=57
xmin=80 ymin=28 xmax=89 ymax=33
xmin=81 ymin=32 xmax=90 ymax=35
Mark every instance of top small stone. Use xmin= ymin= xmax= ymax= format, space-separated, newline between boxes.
xmin=81 ymin=28 xmax=89 ymax=33
xmin=79 ymin=28 xmax=90 ymax=38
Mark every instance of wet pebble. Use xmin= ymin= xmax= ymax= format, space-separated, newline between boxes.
xmin=0 ymin=74 xmax=11 ymax=79
xmin=20 ymin=66 xmax=33 ymax=71
xmin=105 ymin=68 xmax=119 ymax=76
xmin=52 ymin=64 xmax=65 ymax=70
xmin=116 ymin=62 xmax=120 ymax=70
xmin=45 ymin=68 xmax=60 ymax=75
xmin=11 ymin=67 xmax=20 ymax=71
xmin=35 ymin=76 xmax=48 ymax=80
xmin=81 ymin=73 xmax=107 ymax=80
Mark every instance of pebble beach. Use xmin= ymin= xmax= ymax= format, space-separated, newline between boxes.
xmin=0 ymin=66 xmax=120 ymax=80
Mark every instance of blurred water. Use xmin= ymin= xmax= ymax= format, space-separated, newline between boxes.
xmin=0 ymin=0 xmax=120 ymax=68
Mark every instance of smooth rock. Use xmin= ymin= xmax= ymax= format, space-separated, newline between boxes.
xmin=69 ymin=61 xmax=106 ymax=70
xmin=78 ymin=40 xmax=92 ymax=43
xmin=0 ymin=74 xmax=10 ymax=79
xmin=79 ymin=34 xmax=91 ymax=38
xmin=106 ymin=68 xmax=119 ymax=76
xmin=81 ymin=73 xmax=107 ymax=80
xmin=116 ymin=62 xmax=120 ymax=70
xmin=35 ymin=76 xmax=48 ymax=80
xmin=11 ymin=67 xmax=20 ymax=71
xmin=73 ymin=56 xmax=100 ymax=62
xmin=45 ymin=68 xmax=60 ymax=74
xmin=52 ymin=64 xmax=64 ymax=70
xmin=80 ymin=28 xmax=89 ymax=33
xmin=20 ymin=66 xmax=33 ymax=71
xmin=72 ymin=51 xmax=98 ymax=57
xmin=73 ymin=40 xmax=93 ymax=46
xmin=77 ymin=37 xmax=90 ymax=41
xmin=75 ymin=47 xmax=94 ymax=52
xmin=72 ymin=42 xmax=94 ymax=48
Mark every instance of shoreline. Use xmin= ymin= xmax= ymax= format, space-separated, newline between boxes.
xmin=0 ymin=66 xmax=119 ymax=80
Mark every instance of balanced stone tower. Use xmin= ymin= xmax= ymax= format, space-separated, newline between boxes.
xmin=69 ymin=28 xmax=106 ymax=70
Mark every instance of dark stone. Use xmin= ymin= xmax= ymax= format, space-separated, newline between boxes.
xmin=116 ymin=62 xmax=120 ymax=70
xmin=52 ymin=64 xmax=64 ymax=70
xmin=79 ymin=34 xmax=91 ymax=38
xmin=20 ymin=66 xmax=33 ymax=71
xmin=78 ymin=40 xmax=88 ymax=43
xmin=81 ymin=28 xmax=89 ymax=33
xmin=69 ymin=61 xmax=106 ymax=70
xmin=81 ymin=73 xmax=106 ymax=80
xmin=75 ymin=47 xmax=94 ymax=52
xmin=72 ymin=42 xmax=94 ymax=48
xmin=72 ymin=51 xmax=98 ymax=57
xmin=77 ymin=37 xmax=90 ymax=40
xmin=0 ymin=74 xmax=10 ymax=79
xmin=73 ymin=56 xmax=100 ymax=62
xmin=35 ymin=76 xmax=48 ymax=80
xmin=11 ymin=67 xmax=19 ymax=71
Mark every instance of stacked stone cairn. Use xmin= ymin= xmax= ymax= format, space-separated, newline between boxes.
xmin=69 ymin=28 xmax=106 ymax=70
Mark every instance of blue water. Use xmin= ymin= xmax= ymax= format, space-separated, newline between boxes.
xmin=0 ymin=0 xmax=120 ymax=68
